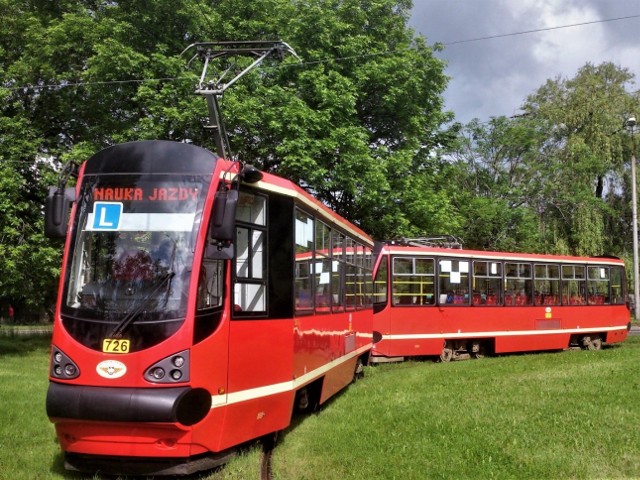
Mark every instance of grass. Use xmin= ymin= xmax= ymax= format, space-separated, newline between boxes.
xmin=1 ymin=336 xmax=639 ymax=479
xmin=0 ymin=335 xmax=63 ymax=480
xmin=273 ymin=341 xmax=640 ymax=479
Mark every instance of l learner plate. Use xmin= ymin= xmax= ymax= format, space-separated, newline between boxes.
xmin=102 ymin=338 xmax=130 ymax=354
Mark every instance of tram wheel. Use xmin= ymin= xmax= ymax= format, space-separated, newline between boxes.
xmin=295 ymin=388 xmax=309 ymax=411
xmin=470 ymin=341 xmax=485 ymax=359
xmin=294 ymin=381 xmax=321 ymax=413
xmin=439 ymin=348 xmax=453 ymax=363
xmin=587 ymin=336 xmax=603 ymax=351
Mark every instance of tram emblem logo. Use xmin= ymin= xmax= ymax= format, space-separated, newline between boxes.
xmin=96 ymin=360 xmax=127 ymax=379
xmin=92 ymin=202 xmax=123 ymax=230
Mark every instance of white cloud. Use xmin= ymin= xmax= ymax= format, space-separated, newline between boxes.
xmin=529 ymin=3 xmax=604 ymax=69
xmin=409 ymin=0 xmax=640 ymax=123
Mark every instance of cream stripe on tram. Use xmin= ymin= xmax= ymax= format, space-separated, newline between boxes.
xmin=210 ymin=343 xmax=372 ymax=408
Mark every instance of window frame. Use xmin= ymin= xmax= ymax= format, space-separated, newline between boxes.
xmin=472 ymin=260 xmax=503 ymax=306
xmin=438 ymin=258 xmax=471 ymax=306
xmin=391 ymin=256 xmax=436 ymax=306
xmin=233 ymin=191 xmax=268 ymax=317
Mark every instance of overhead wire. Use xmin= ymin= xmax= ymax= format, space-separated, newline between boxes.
xmin=442 ymin=13 xmax=640 ymax=46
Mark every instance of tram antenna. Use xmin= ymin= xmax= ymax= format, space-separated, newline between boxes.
xmin=393 ymin=236 xmax=464 ymax=249
xmin=182 ymin=41 xmax=300 ymax=159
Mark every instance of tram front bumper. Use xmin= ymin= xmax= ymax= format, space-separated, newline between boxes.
xmin=46 ymin=381 xmax=211 ymax=426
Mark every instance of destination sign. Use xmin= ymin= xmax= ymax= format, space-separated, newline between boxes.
xmin=93 ymin=187 xmax=199 ymax=202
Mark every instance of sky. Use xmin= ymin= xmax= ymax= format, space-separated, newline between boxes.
xmin=409 ymin=0 xmax=640 ymax=125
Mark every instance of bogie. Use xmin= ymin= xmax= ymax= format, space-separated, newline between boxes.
xmin=294 ymin=379 xmax=322 ymax=414
xmin=439 ymin=340 xmax=491 ymax=362
xmin=581 ymin=335 xmax=604 ymax=351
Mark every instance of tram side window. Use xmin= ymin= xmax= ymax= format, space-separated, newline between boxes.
xmin=345 ymin=238 xmax=357 ymax=310
xmin=331 ymin=232 xmax=345 ymax=313
xmin=534 ymin=264 xmax=561 ymax=306
xmin=587 ymin=266 xmax=610 ymax=305
xmin=294 ymin=210 xmax=314 ymax=313
xmin=234 ymin=192 xmax=267 ymax=313
xmin=363 ymin=246 xmax=373 ymax=307
xmin=392 ymin=257 xmax=435 ymax=306
xmin=373 ymin=255 xmax=389 ymax=305
xmin=314 ymin=221 xmax=332 ymax=313
xmin=195 ymin=240 xmax=226 ymax=344
xmin=393 ymin=257 xmax=412 ymax=305
xmin=472 ymin=261 xmax=502 ymax=306
xmin=505 ymin=263 xmax=532 ymax=306
xmin=561 ymin=265 xmax=586 ymax=305
xmin=197 ymin=260 xmax=224 ymax=310
xmin=438 ymin=259 xmax=469 ymax=306
xmin=610 ymin=266 xmax=626 ymax=304
xmin=352 ymin=242 xmax=367 ymax=309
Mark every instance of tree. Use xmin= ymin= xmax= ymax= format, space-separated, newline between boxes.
xmin=444 ymin=116 xmax=546 ymax=251
xmin=1 ymin=0 xmax=212 ymax=317
xmin=0 ymin=0 xmax=452 ymax=316
xmin=0 ymin=88 xmax=60 ymax=317
xmin=207 ymin=0 xmax=452 ymax=238
xmin=522 ymin=62 xmax=640 ymax=256
xmin=448 ymin=63 xmax=640 ymax=257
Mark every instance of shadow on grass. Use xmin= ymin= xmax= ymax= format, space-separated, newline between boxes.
xmin=48 ymin=431 xmax=271 ymax=480
xmin=50 ymin=449 xmax=223 ymax=480
xmin=49 ymin=452 xmax=78 ymax=479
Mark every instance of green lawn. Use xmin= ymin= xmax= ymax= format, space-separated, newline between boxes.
xmin=0 ymin=336 xmax=65 ymax=480
xmin=2 ymin=335 xmax=639 ymax=479
xmin=272 ymin=339 xmax=640 ymax=479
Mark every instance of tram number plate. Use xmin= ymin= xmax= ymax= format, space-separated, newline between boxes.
xmin=102 ymin=339 xmax=130 ymax=354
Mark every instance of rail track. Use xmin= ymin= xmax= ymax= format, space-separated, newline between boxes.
xmin=260 ymin=433 xmax=277 ymax=480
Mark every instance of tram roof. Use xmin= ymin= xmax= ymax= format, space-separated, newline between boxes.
xmin=380 ymin=244 xmax=624 ymax=266
xmin=235 ymin=169 xmax=373 ymax=247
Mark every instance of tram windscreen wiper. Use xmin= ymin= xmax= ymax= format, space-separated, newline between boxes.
xmin=109 ymin=271 xmax=175 ymax=338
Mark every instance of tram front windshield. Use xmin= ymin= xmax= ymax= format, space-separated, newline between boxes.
xmin=61 ymin=174 xmax=211 ymax=351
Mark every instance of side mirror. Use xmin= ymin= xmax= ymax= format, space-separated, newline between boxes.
xmin=210 ymin=188 xmax=238 ymax=245
xmin=44 ymin=187 xmax=76 ymax=238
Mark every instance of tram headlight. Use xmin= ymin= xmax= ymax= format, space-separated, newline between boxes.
xmin=50 ymin=347 xmax=80 ymax=380
xmin=172 ymin=356 xmax=185 ymax=368
xmin=144 ymin=349 xmax=190 ymax=384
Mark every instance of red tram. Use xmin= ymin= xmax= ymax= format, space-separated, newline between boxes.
xmin=45 ymin=140 xmax=373 ymax=475
xmin=371 ymin=240 xmax=630 ymax=362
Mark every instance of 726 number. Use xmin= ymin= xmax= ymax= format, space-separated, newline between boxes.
xmin=102 ymin=338 xmax=130 ymax=354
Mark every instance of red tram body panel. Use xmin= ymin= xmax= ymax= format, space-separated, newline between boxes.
xmin=45 ymin=141 xmax=373 ymax=475
xmin=371 ymin=243 xmax=630 ymax=362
